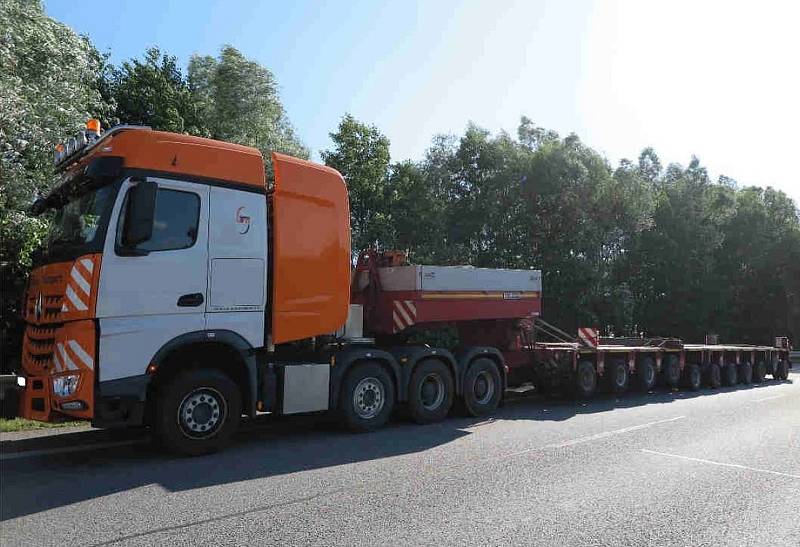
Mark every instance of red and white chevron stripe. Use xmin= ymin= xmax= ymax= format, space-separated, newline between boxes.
xmin=578 ymin=327 xmax=599 ymax=348
xmin=392 ymin=300 xmax=418 ymax=333
xmin=52 ymin=338 xmax=95 ymax=373
xmin=61 ymin=258 xmax=94 ymax=313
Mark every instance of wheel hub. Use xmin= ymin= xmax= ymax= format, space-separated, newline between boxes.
xmin=420 ymin=373 xmax=445 ymax=411
xmin=474 ymin=371 xmax=495 ymax=404
xmin=178 ymin=387 xmax=226 ymax=439
xmin=354 ymin=377 xmax=384 ymax=419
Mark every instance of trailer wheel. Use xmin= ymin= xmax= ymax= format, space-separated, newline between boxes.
xmin=462 ymin=358 xmax=502 ymax=417
xmin=635 ymin=357 xmax=657 ymax=392
xmin=572 ymin=361 xmax=597 ymax=399
xmin=738 ymin=362 xmax=753 ymax=384
xmin=753 ymin=360 xmax=767 ymax=383
xmin=339 ymin=361 xmax=395 ymax=431
xmin=706 ymin=363 xmax=721 ymax=388
xmin=407 ymin=359 xmax=454 ymax=424
xmin=775 ymin=359 xmax=789 ymax=381
xmin=661 ymin=355 xmax=681 ymax=388
xmin=606 ymin=359 xmax=629 ymax=395
xmin=684 ymin=364 xmax=702 ymax=391
xmin=723 ymin=363 xmax=738 ymax=386
xmin=155 ymin=368 xmax=242 ymax=456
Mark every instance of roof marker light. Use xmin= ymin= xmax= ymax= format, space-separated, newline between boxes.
xmin=86 ymin=119 xmax=101 ymax=136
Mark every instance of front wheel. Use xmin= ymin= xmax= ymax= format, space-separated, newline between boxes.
xmin=155 ymin=368 xmax=242 ymax=456
xmin=408 ymin=359 xmax=454 ymax=424
xmin=339 ymin=361 xmax=395 ymax=431
xmin=462 ymin=358 xmax=502 ymax=417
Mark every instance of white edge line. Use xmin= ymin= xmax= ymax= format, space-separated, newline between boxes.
xmin=754 ymin=395 xmax=785 ymax=403
xmin=641 ymin=449 xmax=800 ymax=479
xmin=0 ymin=439 xmax=145 ymax=461
xmin=497 ymin=416 xmax=686 ymax=460
xmin=545 ymin=416 xmax=686 ymax=449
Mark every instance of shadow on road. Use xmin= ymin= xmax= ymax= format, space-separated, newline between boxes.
xmin=1 ymin=376 xmax=792 ymax=521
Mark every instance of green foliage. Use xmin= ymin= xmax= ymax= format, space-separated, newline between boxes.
xmin=188 ymin=46 xmax=309 ymax=166
xmin=322 ymin=115 xmax=392 ymax=252
xmin=0 ymin=0 xmax=114 ymax=370
xmin=110 ymin=47 xmax=207 ymax=135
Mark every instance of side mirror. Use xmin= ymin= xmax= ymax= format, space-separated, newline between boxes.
xmin=121 ymin=180 xmax=157 ymax=247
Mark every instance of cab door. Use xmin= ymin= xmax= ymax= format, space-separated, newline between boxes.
xmin=96 ymin=176 xmax=210 ymax=381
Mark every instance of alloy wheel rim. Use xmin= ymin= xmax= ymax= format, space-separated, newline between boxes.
xmin=178 ymin=387 xmax=227 ymax=439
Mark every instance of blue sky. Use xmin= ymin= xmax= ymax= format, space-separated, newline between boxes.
xmin=46 ymin=0 xmax=799 ymax=202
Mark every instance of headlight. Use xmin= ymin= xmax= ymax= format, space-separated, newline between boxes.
xmin=53 ymin=374 xmax=80 ymax=397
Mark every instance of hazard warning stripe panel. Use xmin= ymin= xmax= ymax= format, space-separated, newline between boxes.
xmin=578 ymin=327 xmax=599 ymax=348
xmin=392 ymin=300 xmax=418 ymax=333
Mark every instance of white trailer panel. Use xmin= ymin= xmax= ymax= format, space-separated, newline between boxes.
xmin=378 ymin=265 xmax=542 ymax=292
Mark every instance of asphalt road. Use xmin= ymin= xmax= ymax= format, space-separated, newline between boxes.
xmin=2 ymin=371 xmax=798 ymax=546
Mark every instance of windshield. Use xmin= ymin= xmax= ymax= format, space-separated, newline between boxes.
xmin=36 ymin=182 xmax=120 ymax=265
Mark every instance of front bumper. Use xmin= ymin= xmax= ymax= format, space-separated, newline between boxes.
xmin=19 ymin=320 xmax=96 ymax=421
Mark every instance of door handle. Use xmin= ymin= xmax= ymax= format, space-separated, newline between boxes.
xmin=177 ymin=293 xmax=204 ymax=307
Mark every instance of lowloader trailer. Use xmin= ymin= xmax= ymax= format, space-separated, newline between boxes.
xmin=16 ymin=122 xmax=793 ymax=454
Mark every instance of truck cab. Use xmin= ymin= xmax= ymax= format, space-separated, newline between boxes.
xmin=20 ymin=123 xmax=353 ymax=451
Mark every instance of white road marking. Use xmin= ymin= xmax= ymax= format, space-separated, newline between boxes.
xmin=496 ymin=416 xmax=686 ymax=460
xmin=545 ymin=416 xmax=686 ymax=449
xmin=0 ymin=439 xmax=145 ymax=461
xmin=754 ymin=394 xmax=785 ymax=403
xmin=641 ymin=449 xmax=800 ymax=479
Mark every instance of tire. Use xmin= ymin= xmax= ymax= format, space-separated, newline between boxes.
xmin=339 ymin=361 xmax=395 ymax=431
xmin=684 ymin=364 xmax=702 ymax=391
xmin=462 ymin=357 xmax=502 ymax=417
xmin=573 ymin=360 xmax=597 ymax=399
xmin=705 ymin=363 xmax=721 ymax=389
xmin=662 ymin=355 xmax=681 ymax=388
xmin=606 ymin=359 xmax=629 ymax=395
xmin=753 ymin=360 xmax=767 ymax=383
xmin=407 ymin=359 xmax=454 ymax=424
xmin=155 ymin=368 xmax=242 ymax=456
xmin=738 ymin=362 xmax=753 ymax=384
xmin=635 ymin=357 xmax=657 ymax=392
xmin=723 ymin=363 xmax=738 ymax=386
xmin=775 ymin=359 xmax=789 ymax=381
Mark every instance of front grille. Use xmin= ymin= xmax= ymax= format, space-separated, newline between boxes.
xmin=26 ymin=294 xmax=64 ymax=321
xmin=23 ymin=324 xmax=59 ymax=373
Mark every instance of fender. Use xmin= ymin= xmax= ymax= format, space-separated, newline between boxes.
xmin=456 ymin=346 xmax=507 ymax=392
xmin=329 ymin=347 xmax=401 ymax=408
xmin=149 ymin=329 xmax=258 ymax=416
xmin=388 ymin=346 xmax=459 ymax=396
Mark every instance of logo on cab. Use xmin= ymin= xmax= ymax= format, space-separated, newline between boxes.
xmin=236 ymin=207 xmax=251 ymax=235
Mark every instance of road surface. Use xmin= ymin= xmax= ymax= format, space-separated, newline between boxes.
xmin=2 ymin=371 xmax=798 ymax=546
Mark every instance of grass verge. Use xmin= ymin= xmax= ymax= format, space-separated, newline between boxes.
xmin=0 ymin=417 xmax=86 ymax=432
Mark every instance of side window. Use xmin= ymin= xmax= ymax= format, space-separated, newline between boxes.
xmin=117 ymin=187 xmax=200 ymax=252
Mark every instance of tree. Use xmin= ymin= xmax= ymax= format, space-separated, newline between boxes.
xmin=111 ymin=47 xmax=207 ymax=135
xmin=0 ymin=0 xmax=114 ymax=371
xmin=321 ymin=114 xmax=392 ymax=253
xmin=188 ymin=46 xmax=308 ymax=167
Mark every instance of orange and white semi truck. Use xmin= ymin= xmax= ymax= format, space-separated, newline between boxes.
xmin=16 ymin=123 xmax=793 ymax=454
